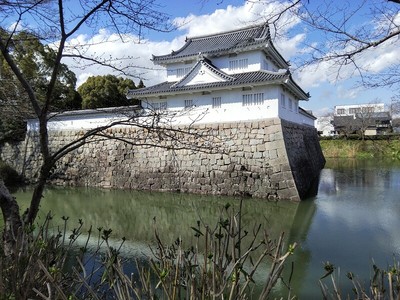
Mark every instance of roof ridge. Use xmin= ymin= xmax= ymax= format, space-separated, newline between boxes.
xmin=186 ymin=22 xmax=268 ymax=41
xmin=152 ymin=23 xmax=274 ymax=63
xmin=258 ymin=69 xmax=289 ymax=75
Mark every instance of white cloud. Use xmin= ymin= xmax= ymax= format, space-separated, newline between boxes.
xmin=64 ymin=32 xmax=182 ymax=86
xmin=76 ymin=73 xmax=93 ymax=87
xmin=360 ymin=43 xmax=400 ymax=74
xmin=314 ymin=107 xmax=333 ymax=117
xmin=295 ymin=62 xmax=332 ymax=88
xmin=275 ymin=33 xmax=305 ymax=62
xmin=63 ymin=1 xmax=305 ymax=87
xmin=174 ymin=1 xmax=297 ymax=37
xmin=337 ymin=85 xmax=362 ymax=100
xmin=8 ymin=22 xmax=24 ymax=32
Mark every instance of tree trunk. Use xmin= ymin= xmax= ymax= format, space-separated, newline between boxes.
xmin=0 ymin=180 xmax=23 ymax=255
xmin=24 ymin=176 xmax=47 ymax=225
xmin=23 ymin=113 xmax=53 ymax=225
xmin=24 ymin=161 xmax=53 ymax=225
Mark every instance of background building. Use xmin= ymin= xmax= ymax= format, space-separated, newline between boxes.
xmin=332 ymin=103 xmax=392 ymax=136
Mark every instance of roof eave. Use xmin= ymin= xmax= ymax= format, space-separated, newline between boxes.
xmin=284 ymin=77 xmax=309 ymax=101
xmin=299 ymin=108 xmax=317 ymax=120
xmin=128 ymin=80 xmax=282 ymax=99
xmin=152 ymin=55 xmax=199 ymax=66
xmin=264 ymin=42 xmax=290 ymax=69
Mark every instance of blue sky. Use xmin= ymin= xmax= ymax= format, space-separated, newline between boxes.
xmin=61 ymin=0 xmax=399 ymax=116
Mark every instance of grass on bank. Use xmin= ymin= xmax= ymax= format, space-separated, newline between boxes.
xmin=319 ymin=138 xmax=400 ymax=160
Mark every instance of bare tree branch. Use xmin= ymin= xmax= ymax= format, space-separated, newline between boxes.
xmin=282 ymin=0 xmax=400 ymax=91
xmin=0 ymin=0 xmax=182 ymax=231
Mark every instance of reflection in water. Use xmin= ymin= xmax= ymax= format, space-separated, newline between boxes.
xmin=296 ymin=158 xmax=400 ymax=298
xmin=14 ymin=187 xmax=305 ymax=296
xmin=12 ymin=158 xmax=400 ymax=298
xmin=15 ymin=189 xmax=299 ymax=244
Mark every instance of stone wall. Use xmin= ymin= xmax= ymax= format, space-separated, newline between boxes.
xmin=0 ymin=118 xmax=325 ymax=201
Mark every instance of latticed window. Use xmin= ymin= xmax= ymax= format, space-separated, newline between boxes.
xmin=242 ymin=93 xmax=264 ymax=106
xmin=229 ymin=58 xmax=248 ymax=71
xmin=242 ymin=94 xmax=253 ymax=106
xmin=289 ymin=98 xmax=293 ymax=111
xmin=184 ymin=99 xmax=193 ymax=110
xmin=176 ymin=67 xmax=191 ymax=78
xmin=152 ymin=102 xmax=167 ymax=111
xmin=212 ymin=97 xmax=221 ymax=108
xmin=281 ymin=93 xmax=286 ymax=108
xmin=253 ymin=93 xmax=264 ymax=105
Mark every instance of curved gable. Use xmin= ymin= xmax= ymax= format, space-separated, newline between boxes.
xmin=172 ymin=60 xmax=235 ymax=87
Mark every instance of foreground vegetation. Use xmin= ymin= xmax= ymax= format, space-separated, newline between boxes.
xmin=0 ymin=204 xmax=297 ymax=299
xmin=0 ymin=202 xmax=399 ymax=299
xmin=320 ymin=137 xmax=400 ymax=160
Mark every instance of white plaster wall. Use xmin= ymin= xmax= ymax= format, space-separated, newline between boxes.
xmin=212 ymin=51 xmax=258 ymax=74
xmin=212 ymin=51 xmax=278 ymax=73
xmin=28 ymin=86 xmax=314 ymax=132
xmin=298 ymin=113 xmax=315 ymax=127
xmin=166 ymin=61 xmax=196 ymax=82
xmin=165 ymin=51 xmax=280 ymax=82
xmin=28 ymin=112 xmax=177 ymax=132
xmin=28 ymin=113 xmax=135 ymax=131
xmin=276 ymin=87 xmax=314 ymax=126
xmin=143 ymin=86 xmax=280 ymax=123
xmin=29 ymin=101 xmax=314 ymax=131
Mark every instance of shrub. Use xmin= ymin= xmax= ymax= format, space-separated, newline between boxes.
xmin=319 ymin=261 xmax=400 ymax=299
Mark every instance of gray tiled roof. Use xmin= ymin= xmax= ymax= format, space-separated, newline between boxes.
xmin=128 ymin=70 xmax=308 ymax=99
xmin=153 ymin=23 xmax=271 ymax=63
xmin=299 ymin=107 xmax=317 ymax=120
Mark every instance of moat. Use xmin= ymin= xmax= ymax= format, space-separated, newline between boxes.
xmin=13 ymin=158 xmax=400 ymax=298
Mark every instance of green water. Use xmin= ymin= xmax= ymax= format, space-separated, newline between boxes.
xmin=10 ymin=158 xmax=400 ymax=298
xmin=14 ymin=188 xmax=299 ymax=244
